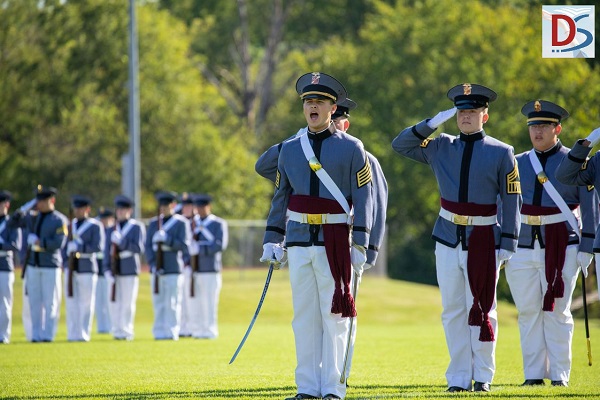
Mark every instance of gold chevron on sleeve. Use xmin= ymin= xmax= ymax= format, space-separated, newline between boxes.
xmin=357 ymin=160 xmax=372 ymax=188
xmin=506 ymin=163 xmax=521 ymax=194
xmin=420 ymin=138 xmax=432 ymax=148
xmin=275 ymin=170 xmax=280 ymax=188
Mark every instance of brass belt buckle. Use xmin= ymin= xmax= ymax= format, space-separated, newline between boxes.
xmin=527 ymin=215 xmax=542 ymax=225
xmin=452 ymin=214 xmax=469 ymax=226
xmin=306 ymin=213 xmax=323 ymax=225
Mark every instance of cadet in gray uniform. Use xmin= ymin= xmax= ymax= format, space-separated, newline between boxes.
xmin=25 ymin=185 xmax=68 ymax=342
xmin=555 ymin=124 xmax=600 ymax=313
xmin=507 ymin=100 xmax=598 ymax=387
xmin=95 ymin=207 xmax=115 ymax=334
xmin=330 ymin=99 xmax=388 ymax=384
xmin=178 ymin=192 xmax=196 ymax=338
xmin=189 ymin=194 xmax=228 ymax=339
xmin=392 ymin=84 xmax=522 ymax=393
xmin=105 ymin=195 xmax=145 ymax=340
xmin=64 ymin=195 xmax=105 ymax=342
xmin=262 ymin=72 xmax=373 ymax=400
xmin=0 ymin=191 xmax=22 ymax=343
xmin=146 ymin=191 xmax=191 ymax=340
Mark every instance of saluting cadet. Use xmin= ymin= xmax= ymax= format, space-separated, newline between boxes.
xmin=262 ymin=72 xmax=373 ymax=400
xmin=555 ymin=125 xmax=600 ymax=315
xmin=146 ymin=191 xmax=191 ymax=340
xmin=392 ymin=84 xmax=522 ymax=393
xmin=506 ymin=100 xmax=598 ymax=388
xmin=188 ymin=194 xmax=228 ymax=339
xmin=105 ymin=195 xmax=145 ymax=341
xmin=178 ymin=192 xmax=196 ymax=337
xmin=63 ymin=195 xmax=105 ymax=342
xmin=330 ymin=99 xmax=388 ymax=384
xmin=0 ymin=191 xmax=22 ymax=343
xmin=95 ymin=207 xmax=115 ymax=334
xmin=25 ymin=185 xmax=68 ymax=342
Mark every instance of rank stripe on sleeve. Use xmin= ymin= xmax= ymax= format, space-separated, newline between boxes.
xmin=506 ymin=163 xmax=521 ymax=194
xmin=357 ymin=160 xmax=372 ymax=188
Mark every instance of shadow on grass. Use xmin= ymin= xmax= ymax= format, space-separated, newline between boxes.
xmin=3 ymin=384 xmax=600 ymax=399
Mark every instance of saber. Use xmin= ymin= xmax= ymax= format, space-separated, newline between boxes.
xmin=340 ymin=270 xmax=359 ymax=384
xmin=581 ymin=270 xmax=592 ymax=366
xmin=229 ymin=262 xmax=275 ymax=364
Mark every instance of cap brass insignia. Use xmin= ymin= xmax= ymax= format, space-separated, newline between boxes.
xmin=311 ymin=72 xmax=320 ymax=85
xmin=37 ymin=184 xmax=42 ymax=192
xmin=534 ymin=100 xmax=542 ymax=112
xmin=463 ymin=83 xmax=472 ymax=95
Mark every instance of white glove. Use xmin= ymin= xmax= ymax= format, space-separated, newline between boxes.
xmin=111 ymin=230 xmax=122 ymax=246
xmin=152 ymin=230 xmax=167 ymax=244
xmin=188 ymin=241 xmax=200 ymax=256
xmin=577 ymin=252 xmax=594 ymax=278
xmin=426 ymin=107 xmax=457 ymax=129
xmin=183 ymin=265 xmax=192 ymax=279
xmin=27 ymin=233 xmax=39 ymax=246
xmin=497 ymin=249 xmax=514 ymax=264
xmin=364 ymin=263 xmax=374 ymax=271
xmin=66 ymin=241 xmax=79 ymax=255
xmin=260 ymin=243 xmax=286 ymax=269
xmin=104 ymin=270 xmax=115 ymax=286
xmin=585 ymin=127 xmax=600 ymax=147
xmin=351 ymin=244 xmax=367 ymax=277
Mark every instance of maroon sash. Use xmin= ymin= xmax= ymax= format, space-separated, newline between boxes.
xmin=521 ymin=204 xmax=577 ymax=312
xmin=288 ymin=194 xmax=356 ymax=318
xmin=441 ymin=198 xmax=497 ymax=342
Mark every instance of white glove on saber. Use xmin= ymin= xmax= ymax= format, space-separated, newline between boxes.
xmin=104 ymin=271 xmax=115 ymax=286
xmin=27 ymin=234 xmax=39 ymax=246
xmin=66 ymin=241 xmax=79 ymax=255
xmin=497 ymin=249 xmax=514 ymax=264
xmin=577 ymin=252 xmax=593 ymax=278
xmin=351 ymin=244 xmax=367 ymax=277
xmin=152 ymin=230 xmax=167 ymax=244
xmin=111 ymin=230 xmax=122 ymax=246
xmin=188 ymin=241 xmax=200 ymax=256
xmin=260 ymin=243 xmax=286 ymax=269
xmin=427 ymin=107 xmax=457 ymax=129
xmin=585 ymin=127 xmax=600 ymax=148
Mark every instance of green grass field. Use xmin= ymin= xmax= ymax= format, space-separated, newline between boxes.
xmin=1 ymin=268 xmax=599 ymax=399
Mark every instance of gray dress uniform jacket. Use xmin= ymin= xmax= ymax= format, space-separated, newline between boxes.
xmin=193 ymin=214 xmax=228 ymax=273
xmin=516 ymin=142 xmax=598 ymax=252
xmin=263 ymin=128 xmax=373 ymax=248
xmin=392 ymin=120 xmax=522 ymax=251
xmin=27 ymin=210 xmax=68 ymax=268
xmin=62 ymin=217 xmax=105 ymax=274
xmin=555 ymin=140 xmax=600 ymax=251
xmin=103 ymin=219 xmax=146 ymax=276
xmin=146 ymin=214 xmax=191 ymax=275
xmin=0 ymin=215 xmax=22 ymax=272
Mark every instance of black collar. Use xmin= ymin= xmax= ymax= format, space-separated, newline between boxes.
xmin=308 ymin=123 xmax=334 ymax=141
xmin=534 ymin=141 xmax=561 ymax=159
xmin=460 ymin=130 xmax=485 ymax=142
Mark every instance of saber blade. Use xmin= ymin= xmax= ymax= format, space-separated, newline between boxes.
xmin=229 ymin=262 xmax=274 ymax=364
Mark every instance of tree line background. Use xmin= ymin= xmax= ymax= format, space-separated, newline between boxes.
xmin=1 ymin=0 xmax=599 ymax=302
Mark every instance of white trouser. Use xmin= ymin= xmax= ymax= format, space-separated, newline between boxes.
xmin=152 ymin=273 xmax=183 ymax=340
xmin=65 ymin=271 xmax=97 ymax=341
xmin=345 ymin=272 xmax=361 ymax=380
xmin=188 ymin=271 xmax=222 ymax=339
xmin=26 ymin=266 xmax=62 ymax=342
xmin=595 ymin=254 xmax=600 ymax=299
xmin=180 ymin=266 xmax=192 ymax=336
xmin=435 ymin=243 xmax=499 ymax=389
xmin=288 ymin=246 xmax=349 ymax=399
xmin=22 ymin=277 xmax=32 ymax=341
xmin=505 ymin=243 xmax=578 ymax=382
xmin=95 ymin=276 xmax=111 ymax=333
xmin=0 ymin=271 xmax=15 ymax=343
xmin=109 ymin=275 xmax=139 ymax=340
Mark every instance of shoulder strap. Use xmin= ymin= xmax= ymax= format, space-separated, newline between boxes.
xmin=299 ymin=132 xmax=351 ymax=214
xmin=528 ymin=150 xmax=580 ymax=238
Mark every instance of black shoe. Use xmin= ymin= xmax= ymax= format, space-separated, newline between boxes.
xmin=284 ymin=394 xmax=319 ymax=400
xmin=322 ymin=395 xmax=342 ymax=400
xmin=522 ymin=379 xmax=545 ymax=386
xmin=474 ymin=382 xmax=490 ymax=392
xmin=446 ymin=386 xmax=468 ymax=392
xmin=551 ymin=380 xmax=568 ymax=387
